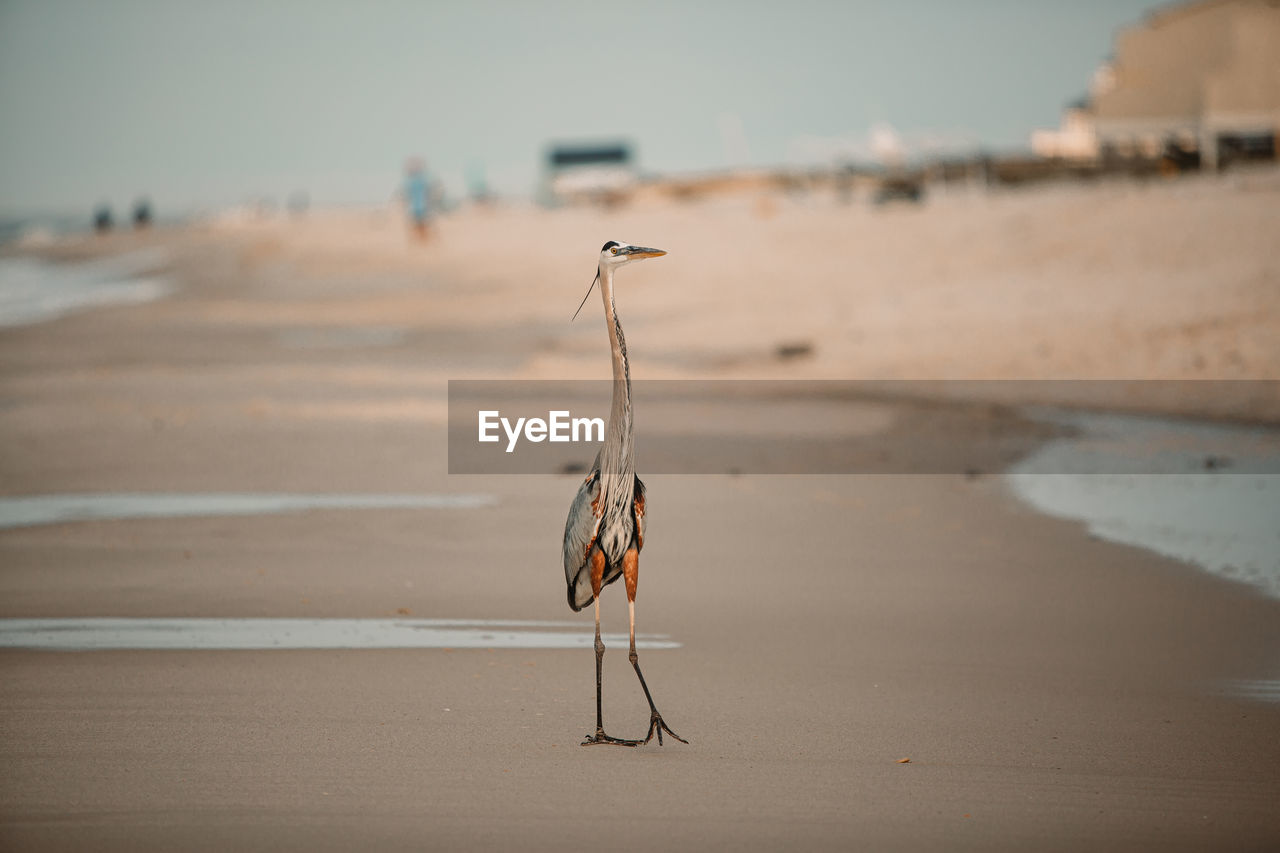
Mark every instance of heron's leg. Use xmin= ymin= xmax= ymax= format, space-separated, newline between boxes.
xmin=581 ymin=551 xmax=638 ymax=747
xmin=594 ymin=595 xmax=604 ymax=732
xmin=624 ymin=550 xmax=688 ymax=746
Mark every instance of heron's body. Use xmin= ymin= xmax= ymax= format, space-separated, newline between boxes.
xmin=563 ymin=469 xmax=644 ymax=612
xmin=561 ymin=240 xmax=684 ymax=748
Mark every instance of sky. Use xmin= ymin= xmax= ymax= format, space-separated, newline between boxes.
xmin=0 ymin=0 xmax=1164 ymax=213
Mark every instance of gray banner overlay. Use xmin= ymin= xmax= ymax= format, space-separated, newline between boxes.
xmin=447 ymin=380 xmax=1280 ymax=475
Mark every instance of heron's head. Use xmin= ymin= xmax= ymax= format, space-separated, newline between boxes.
xmin=572 ymin=241 xmax=668 ymax=320
xmin=599 ymin=240 xmax=667 ymax=269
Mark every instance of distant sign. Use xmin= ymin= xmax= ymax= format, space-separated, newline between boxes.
xmin=543 ymin=141 xmax=637 ymax=204
xmin=548 ymin=144 xmax=632 ymax=168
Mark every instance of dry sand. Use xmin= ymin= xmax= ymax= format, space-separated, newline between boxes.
xmin=2 ymin=173 xmax=1280 ymax=850
xmin=204 ymin=169 xmax=1280 ymax=398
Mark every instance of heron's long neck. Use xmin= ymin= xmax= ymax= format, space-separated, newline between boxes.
xmin=598 ymin=266 xmax=633 ymax=479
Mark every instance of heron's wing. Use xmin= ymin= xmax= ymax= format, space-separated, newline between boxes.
xmin=632 ymin=475 xmax=646 ymax=551
xmin=563 ymin=470 xmax=602 ymax=611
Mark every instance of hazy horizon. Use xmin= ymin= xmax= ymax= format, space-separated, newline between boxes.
xmin=1 ymin=0 xmax=1162 ymax=214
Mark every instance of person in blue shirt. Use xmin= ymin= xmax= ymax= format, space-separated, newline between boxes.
xmin=403 ymin=158 xmax=431 ymax=241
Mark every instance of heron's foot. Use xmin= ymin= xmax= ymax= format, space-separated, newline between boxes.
xmin=581 ymin=730 xmax=641 ymax=747
xmin=643 ymin=712 xmax=688 ymax=746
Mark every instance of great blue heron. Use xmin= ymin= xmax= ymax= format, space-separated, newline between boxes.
xmin=563 ymin=240 xmax=687 ymax=748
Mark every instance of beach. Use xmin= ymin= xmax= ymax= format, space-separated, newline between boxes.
xmin=2 ymin=173 xmax=1280 ymax=850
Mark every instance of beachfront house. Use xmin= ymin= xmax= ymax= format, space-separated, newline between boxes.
xmin=1032 ymin=0 xmax=1280 ymax=170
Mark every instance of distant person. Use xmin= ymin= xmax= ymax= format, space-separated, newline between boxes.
xmin=93 ymin=204 xmax=113 ymax=234
xmin=403 ymin=157 xmax=432 ymax=241
xmin=132 ymin=197 xmax=152 ymax=229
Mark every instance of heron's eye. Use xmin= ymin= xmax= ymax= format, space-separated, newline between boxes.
xmin=610 ymin=248 xmax=618 ymax=255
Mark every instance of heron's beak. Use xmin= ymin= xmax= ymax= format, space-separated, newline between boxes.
xmin=622 ymin=246 xmax=667 ymax=260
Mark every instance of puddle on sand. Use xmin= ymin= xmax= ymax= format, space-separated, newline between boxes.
xmin=0 ymin=493 xmax=496 ymax=530
xmin=1221 ymin=679 xmax=1280 ymax=704
xmin=0 ymin=618 xmax=679 ymax=651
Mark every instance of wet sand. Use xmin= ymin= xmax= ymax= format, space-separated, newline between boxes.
xmin=3 ymin=177 xmax=1280 ymax=849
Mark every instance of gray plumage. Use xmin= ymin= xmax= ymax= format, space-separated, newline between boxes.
xmin=564 ymin=470 xmax=646 ymax=611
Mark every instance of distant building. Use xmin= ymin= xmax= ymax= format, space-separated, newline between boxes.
xmin=541 ymin=142 xmax=636 ymax=204
xmin=1031 ymin=100 xmax=1100 ymax=160
xmin=1033 ymin=0 xmax=1279 ymax=169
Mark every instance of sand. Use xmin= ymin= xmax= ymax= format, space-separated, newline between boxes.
xmin=208 ymin=170 xmax=1280 ymax=398
xmin=2 ymin=172 xmax=1280 ymax=850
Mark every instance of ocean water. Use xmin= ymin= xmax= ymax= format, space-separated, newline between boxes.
xmin=1008 ymin=410 xmax=1280 ymax=600
xmin=0 ymin=214 xmax=88 ymax=246
xmin=0 ymin=249 xmax=173 ymax=328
